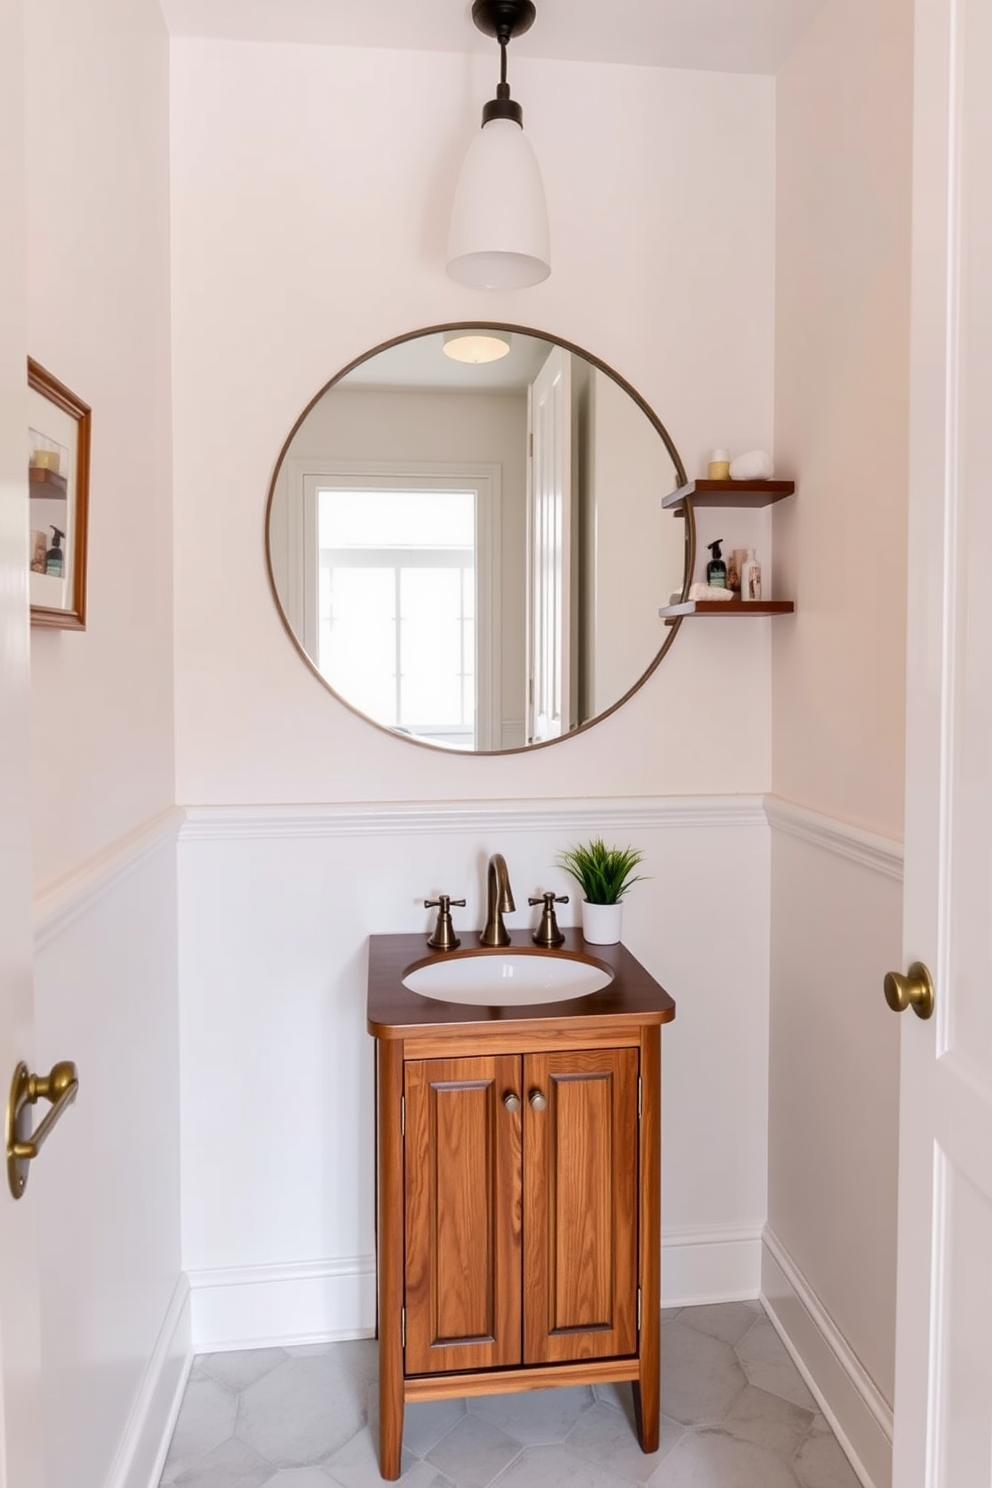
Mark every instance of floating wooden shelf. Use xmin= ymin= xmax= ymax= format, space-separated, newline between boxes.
xmin=662 ymin=478 xmax=795 ymax=514
xmin=29 ymin=467 xmax=67 ymax=498
xmin=660 ymin=599 xmax=795 ymax=625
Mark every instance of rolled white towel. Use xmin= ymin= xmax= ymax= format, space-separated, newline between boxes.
xmin=730 ymin=449 xmax=774 ymax=481
xmin=688 ymin=582 xmax=734 ymax=601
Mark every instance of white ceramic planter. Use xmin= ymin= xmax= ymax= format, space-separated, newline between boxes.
xmin=580 ymin=900 xmax=623 ymax=945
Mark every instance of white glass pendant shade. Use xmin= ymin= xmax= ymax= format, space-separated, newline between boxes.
xmin=446 ymin=117 xmax=551 ymax=290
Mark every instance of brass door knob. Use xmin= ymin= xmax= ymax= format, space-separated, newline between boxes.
xmin=529 ymin=1089 xmax=547 ymax=1111
xmin=883 ymin=961 xmax=935 ymax=1021
xmin=503 ymin=1092 xmax=521 ymax=1112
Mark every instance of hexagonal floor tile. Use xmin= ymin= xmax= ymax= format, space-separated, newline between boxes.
xmin=170 ymin=1435 xmax=272 ymax=1488
xmin=425 ymin=1413 xmax=522 ymax=1488
xmin=654 ymin=1427 xmax=802 ymax=1488
xmin=677 ymin=1301 xmax=763 ymax=1347
xmin=794 ymin=1426 xmax=864 ymax=1488
xmin=659 ymin=1318 xmax=748 ymax=1425
xmin=237 ymin=1352 xmax=370 ymax=1466
xmin=158 ymin=1307 xmax=869 ymax=1488
xmin=566 ymin=1400 xmax=683 ymax=1483
xmin=324 ymin=1424 xmax=454 ymax=1488
xmin=197 ymin=1348 xmax=290 ymax=1394
xmin=491 ymin=1442 xmax=634 ymax=1488
xmin=260 ymin=1469 xmax=339 ymax=1488
xmin=469 ymin=1385 xmax=593 ymax=1446
xmin=164 ymin=1375 xmax=238 ymax=1469
xmin=402 ymin=1396 xmax=469 ymax=1456
xmin=720 ymin=1384 xmax=815 ymax=1458
xmin=735 ymin=1319 xmax=818 ymax=1411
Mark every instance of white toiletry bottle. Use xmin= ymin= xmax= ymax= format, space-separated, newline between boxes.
xmin=740 ymin=549 xmax=761 ymax=602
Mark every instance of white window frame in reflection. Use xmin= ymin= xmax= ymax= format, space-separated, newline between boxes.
xmin=317 ymin=494 xmax=474 ymax=747
xmin=289 ymin=464 xmax=501 ymax=750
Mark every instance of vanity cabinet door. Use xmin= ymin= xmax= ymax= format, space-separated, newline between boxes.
xmin=404 ymin=1055 xmax=523 ymax=1375
xmin=522 ymin=1047 xmax=639 ymax=1364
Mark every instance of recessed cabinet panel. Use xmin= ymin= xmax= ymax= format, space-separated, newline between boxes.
xmin=523 ymin=1049 xmax=639 ymax=1363
xmin=404 ymin=1056 xmax=522 ymax=1374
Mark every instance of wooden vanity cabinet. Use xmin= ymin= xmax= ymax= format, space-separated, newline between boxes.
xmin=404 ymin=1046 xmax=638 ymax=1377
xmin=368 ymin=931 xmax=675 ymax=1483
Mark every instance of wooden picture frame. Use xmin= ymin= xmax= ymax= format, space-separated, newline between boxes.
xmin=28 ymin=358 xmax=91 ymax=630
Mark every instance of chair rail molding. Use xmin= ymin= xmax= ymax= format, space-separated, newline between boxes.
xmin=764 ymin=795 xmax=903 ymax=881
xmin=179 ymin=794 xmax=767 ymax=841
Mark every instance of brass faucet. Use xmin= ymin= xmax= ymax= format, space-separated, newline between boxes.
xmin=480 ymin=853 xmax=515 ymax=947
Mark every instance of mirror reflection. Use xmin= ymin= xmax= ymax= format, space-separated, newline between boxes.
xmin=265 ymin=326 xmax=690 ymax=753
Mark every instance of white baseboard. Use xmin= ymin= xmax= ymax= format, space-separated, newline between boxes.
xmin=188 ymin=1231 xmax=757 ymax=1354
xmin=105 ymin=1273 xmax=192 ymax=1488
xmin=661 ymin=1224 xmax=762 ymax=1305
xmin=761 ymin=1227 xmax=892 ymax=1488
xmin=187 ymin=1255 xmax=377 ymax=1352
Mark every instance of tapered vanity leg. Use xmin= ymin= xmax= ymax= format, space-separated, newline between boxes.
xmin=633 ymin=1350 xmax=660 ymax=1452
xmin=377 ymin=1040 xmax=405 ymax=1480
xmin=633 ymin=1025 xmax=661 ymax=1453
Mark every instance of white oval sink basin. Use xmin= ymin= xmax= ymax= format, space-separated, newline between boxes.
xmin=402 ymin=951 xmax=614 ymax=1006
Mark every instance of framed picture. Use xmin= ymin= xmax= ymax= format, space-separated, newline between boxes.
xmin=28 ymin=358 xmax=91 ymax=630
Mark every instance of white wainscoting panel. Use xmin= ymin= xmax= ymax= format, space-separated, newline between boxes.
xmin=178 ymin=795 xmax=771 ymax=1342
xmin=33 ymin=809 xmax=185 ymax=1488
xmin=765 ymin=794 xmax=901 ymax=1488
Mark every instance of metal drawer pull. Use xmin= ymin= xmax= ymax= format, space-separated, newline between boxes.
xmin=529 ymin=1089 xmax=547 ymax=1111
xmin=6 ymin=1060 xmax=79 ymax=1199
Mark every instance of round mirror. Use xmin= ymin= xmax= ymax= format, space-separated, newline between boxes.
xmin=265 ymin=324 xmax=692 ymax=754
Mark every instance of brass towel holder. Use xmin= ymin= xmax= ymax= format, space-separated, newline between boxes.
xmin=6 ymin=1059 xmax=79 ymax=1199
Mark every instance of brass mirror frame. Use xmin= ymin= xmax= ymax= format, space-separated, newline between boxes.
xmin=264 ymin=322 xmax=696 ymax=755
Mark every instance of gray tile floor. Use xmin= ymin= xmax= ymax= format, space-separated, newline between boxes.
xmin=160 ymin=1302 xmax=864 ymax=1487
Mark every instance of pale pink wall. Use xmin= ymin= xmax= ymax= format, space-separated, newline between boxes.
xmin=170 ymin=41 xmax=777 ymax=803
xmin=26 ymin=0 xmax=176 ymax=887
xmin=768 ymin=0 xmax=913 ymax=1444
xmin=20 ymin=5 xmax=183 ymax=1485
xmin=772 ymin=0 xmax=912 ymax=837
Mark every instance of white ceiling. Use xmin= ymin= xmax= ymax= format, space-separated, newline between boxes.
xmin=158 ymin=0 xmax=827 ymax=76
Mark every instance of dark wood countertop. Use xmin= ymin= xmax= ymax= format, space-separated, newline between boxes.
xmin=367 ymin=928 xmax=676 ymax=1040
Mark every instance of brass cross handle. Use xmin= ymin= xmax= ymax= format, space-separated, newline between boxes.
xmin=883 ymin=962 xmax=935 ymax=1021
xmin=6 ymin=1059 xmax=79 ymax=1199
xmin=425 ymin=895 xmax=466 ymax=951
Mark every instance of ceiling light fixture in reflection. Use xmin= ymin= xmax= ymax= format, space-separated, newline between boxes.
xmin=442 ymin=329 xmax=513 ymax=364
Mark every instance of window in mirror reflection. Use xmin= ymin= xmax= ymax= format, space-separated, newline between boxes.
xmin=309 ymin=479 xmax=494 ymax=749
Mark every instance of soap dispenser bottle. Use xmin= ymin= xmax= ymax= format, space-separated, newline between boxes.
xmin=45 ymin=526 xmax=64 ymax=578
xmin=705 ymin=539 xmax=727 ymax=588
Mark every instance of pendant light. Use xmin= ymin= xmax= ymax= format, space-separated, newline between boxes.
xmin=446 ymin=0 xmax=551 ymax=291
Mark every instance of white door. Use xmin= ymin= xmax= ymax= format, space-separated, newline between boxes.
xmin=526 ymin=347 xmax=574 ymax=743
xmin=0 ymin=2 xmax=45 ymax=1481
xmin=891 ymin=0 xmax=992 ymax=1480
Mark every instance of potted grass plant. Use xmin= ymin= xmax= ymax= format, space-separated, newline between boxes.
xmin=558 ymin=837 xmax=646 ymax=945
